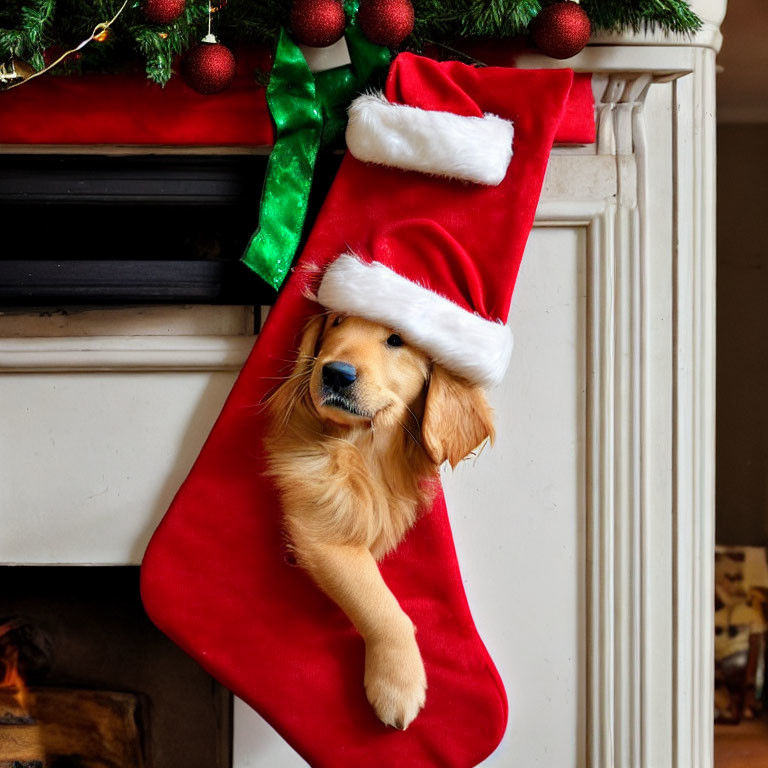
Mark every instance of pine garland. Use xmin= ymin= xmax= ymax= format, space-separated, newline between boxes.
xmin=0 ymin=0 xmax=55 ymax=71
xmin=0 ymin=0 xmax=702 ymax=87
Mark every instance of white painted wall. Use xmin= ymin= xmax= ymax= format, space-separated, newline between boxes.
xmin=0 ymin=306 xmax=253 ymax=565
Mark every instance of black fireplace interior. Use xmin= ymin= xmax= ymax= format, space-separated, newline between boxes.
xmin=0 ymin=152 xmax=343 ymax=305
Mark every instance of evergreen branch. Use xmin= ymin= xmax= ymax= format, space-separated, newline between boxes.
xmin=460 ymin=0 xmax=542 ymax=38
xmin=21 ymin=0 xmax=56 ymax=50
xmin=1 ymin=0 xmax=56 ymax=70
xmin=0 ymin=29 xmax=26 ymax=60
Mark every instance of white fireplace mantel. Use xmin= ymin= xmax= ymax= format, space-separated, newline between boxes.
xmin=0 ymin=4 xmax=724 ymax=765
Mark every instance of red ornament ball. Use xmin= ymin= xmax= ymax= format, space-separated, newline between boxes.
xmin=142 ymin=0 xmax=186 ymax=25
xmin=290 ymin=0 xmax=347 ymax=48
xmin=358 ymin=0 xmax=414 ymax=47
xmin=531 ymin=1 xmax=591 ymax=59
xmin=182 ymin=40 xmax=236 ymax=95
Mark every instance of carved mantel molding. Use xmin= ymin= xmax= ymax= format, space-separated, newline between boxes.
xmin=531 ymin=28 xmax=719 ymax=766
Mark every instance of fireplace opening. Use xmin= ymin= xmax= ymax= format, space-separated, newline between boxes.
xmin=0 ymin=567 xmax=231 ymax=768
xmin=0 ymin=152 xmax=344 ymax=305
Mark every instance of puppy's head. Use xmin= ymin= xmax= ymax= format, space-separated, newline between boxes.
xmin=311 ymin=313 xmax=430 ymax=429
xmin=269 ymin=312 xmax=495 ymax=466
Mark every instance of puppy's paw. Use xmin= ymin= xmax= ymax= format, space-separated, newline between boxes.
xmin=364 ymin=625 xmax=427 ymax=730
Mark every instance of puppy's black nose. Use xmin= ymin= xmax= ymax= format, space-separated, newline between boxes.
xmin=322 ymin=361 xmax=357 ymax=391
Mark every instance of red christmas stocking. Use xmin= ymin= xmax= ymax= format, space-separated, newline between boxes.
xmin=141 ymin=53 xmax=574 ymax=767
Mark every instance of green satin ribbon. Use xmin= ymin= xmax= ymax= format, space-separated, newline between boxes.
xmin=241 ymin=8 xmax=390 ymax=291
xmin=241 ymin=30 xmax=321 ymax=290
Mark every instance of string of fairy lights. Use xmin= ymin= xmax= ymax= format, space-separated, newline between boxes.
xmin=0 ymin=0 xmax=130 ymax=90
xmin=0 ymin=0 xmax=232 ymax=91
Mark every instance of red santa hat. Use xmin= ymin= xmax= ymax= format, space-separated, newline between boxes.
xmin=307 ymin=53 xmax=574 ymax=388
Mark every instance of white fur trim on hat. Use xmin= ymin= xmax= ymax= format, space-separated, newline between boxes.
xmin=316 ymin=254 xmax=513 ymax=388
xmin=346 ymin=93 xmax=514 ymax=187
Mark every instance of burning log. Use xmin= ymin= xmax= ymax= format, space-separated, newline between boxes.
xmin=0 ymin=620 xmax=146 ymax=768
xmin=0 ymin=687 xmax=146 ymax=768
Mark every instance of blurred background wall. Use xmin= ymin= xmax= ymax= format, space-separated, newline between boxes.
xmin=716 ymin=0 xmax=768 ymax=545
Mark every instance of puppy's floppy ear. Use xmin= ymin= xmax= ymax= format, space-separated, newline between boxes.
xmin=267 ymin=313 xmax=326 ymax=422
xmin=421 ymin=365 xmax=495 ymax=469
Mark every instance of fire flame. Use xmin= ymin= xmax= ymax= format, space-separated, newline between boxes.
xmin=0 ymin=621 xmax=31 ymax=713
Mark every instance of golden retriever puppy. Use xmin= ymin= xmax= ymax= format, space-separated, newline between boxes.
xmin=265 ymin=312 xmax=494 ymax=730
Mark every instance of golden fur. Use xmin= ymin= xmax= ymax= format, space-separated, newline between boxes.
xmin=265 ymin=313 xmax=494 ymax=729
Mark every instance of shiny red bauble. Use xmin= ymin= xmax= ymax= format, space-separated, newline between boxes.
xmin=531 ymin=1 xmax=591 ymax=59
xmin=290 ymin=0 xmax=347 ymax=48
xmin=142 ymin=0 xmax=186 ymax=25
xmin=182 ymin=40 xmax=236 ymax=95
xmin=358 ymin=0 xmax=414 ymax=47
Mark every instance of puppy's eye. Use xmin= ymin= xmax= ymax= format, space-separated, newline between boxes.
xmin=386 ymin=334 xmax=404 ymax=348
xmin=331 ymin=315 xmax=343 ymax=327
